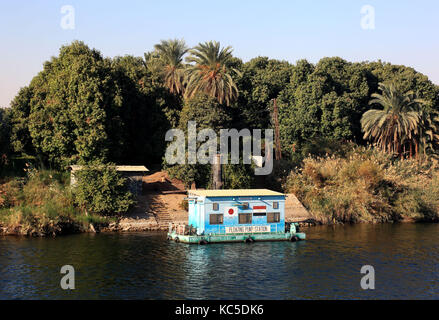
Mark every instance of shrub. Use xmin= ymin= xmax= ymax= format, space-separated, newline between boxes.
xmin=73 ymin=162 xmax=135 ymax=215
xmin=0 ymin=179 xmax=22 ymax=208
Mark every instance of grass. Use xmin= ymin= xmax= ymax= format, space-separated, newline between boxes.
xmin=0 ymin=169 xmax=113 ymax=236
xmin=285 ymin=147 xmax=439 ymax=224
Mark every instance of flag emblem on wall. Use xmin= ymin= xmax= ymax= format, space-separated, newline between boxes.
xmin=253 ymin=206 xmax=266 ymax=213
xmin=224 ymin=207 xmax=238 ymax=217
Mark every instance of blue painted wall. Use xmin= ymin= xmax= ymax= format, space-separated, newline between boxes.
xmin=188 ymin=195 xmax=285 ymax=235
xmin=188 ymin=199 xmax=198 ymax=229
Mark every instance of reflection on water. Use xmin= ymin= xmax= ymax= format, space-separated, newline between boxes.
xmin=0 ymin=223 xmax=438 ymax=299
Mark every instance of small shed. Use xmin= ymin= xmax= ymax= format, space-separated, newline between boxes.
xmin=69 ymin=165 xmax=149 ymax=196
xmin=187 ymin=189 xmax=286 ymax=236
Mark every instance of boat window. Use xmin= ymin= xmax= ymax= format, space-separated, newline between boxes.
xmin=267 ymin=212 xmax=280 ymax=223
xmin=213 ymin=203 xmax=219 ymax=211
xmin=273 ymin=202 xmax=279 ymax=209
xmin=242 ymin=202 xmax=249 ymax=210
xmin=210 ymin=214 xmax=223 ymax=225
xmin=239 ymin=213 xmax=252 ymax=224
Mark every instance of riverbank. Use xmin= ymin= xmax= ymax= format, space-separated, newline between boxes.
xmin=0 ymin=186 xmax=315 ymax=236
xmin=0 ymin=171 xmax=115 ymax=237
xmin=0 ymin=170 xmax=188 ymax=235
xmin=3 ymin=153 xmax=439 ymax=238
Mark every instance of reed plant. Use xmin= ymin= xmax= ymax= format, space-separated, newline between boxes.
xmin=285 ymin=146 xmax=439 ymax=224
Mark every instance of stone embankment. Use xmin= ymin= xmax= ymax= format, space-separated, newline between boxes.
xmin=284 ymin=194 xmax=317 ymax=226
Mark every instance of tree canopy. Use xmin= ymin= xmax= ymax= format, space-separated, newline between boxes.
xmin=9 ymin=41 xmax=175 ymax=168
xmin=4 ymin=40 xmax=439 ymax=183
xmin=0 ymin=108 xmax=11 ymax=164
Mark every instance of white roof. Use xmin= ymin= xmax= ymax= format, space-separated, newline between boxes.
xmin=70 ymin=165 xmax=149 ymax=172
xmin=188 ymin=189 xmax=284 ymax=197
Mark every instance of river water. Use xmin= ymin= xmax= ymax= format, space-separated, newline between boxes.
xmin=0 ymin=223 xmax=438 ymax=300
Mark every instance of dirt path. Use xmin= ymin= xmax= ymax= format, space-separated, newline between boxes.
xmin=118 ymin=171 xmax=187 ymax=231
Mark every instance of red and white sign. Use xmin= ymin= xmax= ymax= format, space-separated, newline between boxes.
xmin=253 ymin=206 xmax=266 ymax=213
xmin=224 ymin=207 xmax=238 ymax=217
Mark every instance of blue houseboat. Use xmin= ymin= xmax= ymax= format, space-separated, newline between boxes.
xmin=167 ymin=189 xmax=306 ymax=244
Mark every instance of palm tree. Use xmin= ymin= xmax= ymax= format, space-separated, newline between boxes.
xmin=152 ymin=39 xmax=188 ymax=95
xmin=185 ymin=41 xmax=241 ymax=106
xmin=361 ymin=82 xmax=421 ymax=157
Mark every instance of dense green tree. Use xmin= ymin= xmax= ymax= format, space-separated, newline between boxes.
xmin=178 ymin=93 xmax=231 ymax=131
xmin=9 ymin=41 xmax=174 ymax=168
xmin=275 ymin=57 xmax=439 ymax=159
xmin=9 ymin=87 xmax=34 ymax=156
xmin=110 ymin=55 xmax=173 ymax=165
xmin=278 ymin=57 xmax=371 ymax=157
xmin=165 ymin=93 xmax=233 ymax=189
xmin=143 ymin=51 xmax=164 ymax=85
xmin=0 ymin=108 xmax=11 ymax=165
xmin=365 ymin=61 xmax=439 ymax=109
xmin=237 ymin=57 xmax=294 ymax=129
xmin=185 ymin=41 xmax=241 ymax=106
xmin=12 ymin=41 xmax=123 ymax=166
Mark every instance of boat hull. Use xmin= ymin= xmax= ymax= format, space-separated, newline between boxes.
xmin=167 ymin=231 xmax=306 ymax=244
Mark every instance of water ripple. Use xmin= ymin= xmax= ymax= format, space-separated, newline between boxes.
xmin=1 ymin=224 xmax=438 ymax=299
